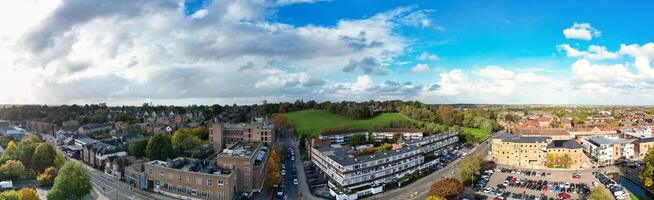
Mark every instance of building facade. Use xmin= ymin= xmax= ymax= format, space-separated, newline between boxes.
xmin=311 ymin=131 xmax=459 ymax=200
xmin=215 ymin=141 xmax=267 ymax=193
xmin=144 ymin=158 xmax=237 ymax=200
xmin=581 ymin=137 xmax=635 ymax=166
xmin=371 ymin=128 xmax=423 ymax=141
xmin=210 ymin=120 xmax=275 ymax=153
xmin=633 ymin=138 xmax=654 ymax=160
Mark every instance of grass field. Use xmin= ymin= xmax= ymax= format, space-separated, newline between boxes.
xmin=464 ymin=127 xmax=491 ymax=141
xmin=630 ymin=193 xmax=639 ymax=200
xmin=282 ymin=109 xmax=409 ymax=137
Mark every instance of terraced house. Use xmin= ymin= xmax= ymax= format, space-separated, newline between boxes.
xmin=310 ymin=131 xmax=459 ymax=200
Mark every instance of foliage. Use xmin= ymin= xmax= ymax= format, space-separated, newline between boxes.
xmin=1 ymin=141 xmax=18 ymax=162
xmin=264 ymin=147 xmax=283 ymax=188
xmin=32 ymin=143 xmax=57 ymax=172
xmin=324 ymin=103 xmax=375 ymax=119
xmin=0 ymin=190 xmax=19 ymax=200
xmin=428 ymin=177 xmax=463 ymax=200
xmin=427 ymin=196 xmax=446 ymax=200
xmin=350 ymin=134 xmax=367 ymax=146
xmin=546 ymin=153 xmax=572 ymax=168
xmin=189 ymin=126 xmax=208 ymax=140
xmin=588 ymin=186 xmax=613 ymax=200
xmin=171 ymin=129 xmax=204 ymax=154
xmin=127 ymin=139 xmax=148 ymax=158
xmin=146 ymin=134 xmax=175 ymax=160
xmin=0 ymin=160 xmax=26 ymax=180
xmin=460 ymin=156 xmax=483 ymax=186
xmin=53 ymin=149 xmax=66 ymax=169
xmin=282 ymin=110 xmax=409 ymax=137
xmin=17 ymin=188 xmax=40 ymax=200
xmin=640 ymin=148 xmax=654 ymax=189
xmin=37 ymin=166 xmax=58 ymax=186
xmin=14 ymin=140 xmax=36 ymax=170
xmin=271 ymin=114 xmax=289 ymax=127
xmin=47 ymin=162 xmax=91 ymax=200
xmin=123 ymin=124 xmax=145 ymax=135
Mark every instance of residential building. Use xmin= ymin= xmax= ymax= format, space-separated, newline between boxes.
xmin=545 ymin=140 xmax=584 ymax=169
xmin=311 ymin=131 xmax=459 ymax=200
xmin=581 ymin=137 xmax=634 ymax=166
xmin=371 ymin=128 xmax=423 ymax=141
xmin=491 ymin=132 xmax=587 ymax=169
xmin=0 ymin=122 xmax=28 ymax=139
xmin=215 ymin=141 xmax=268 ymax=193
xmin=78 ymin=123 xmax=112 ymax=134
xmin=81 ymin=139 xmax=127 ymax=169
xmin=25 ymin=120 xmax=55 ymax=136
xmin=318 ymin=129 xmax=368 ymax=144
xmin=209 ymin=119 xmax=275 ymax=153
xmin=143 ymin=158 xmax=237 ymax=200
xmin=633 ymin=137 xmax=654 ymax=160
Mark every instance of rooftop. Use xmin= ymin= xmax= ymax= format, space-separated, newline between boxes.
xmin=219 ymin=141 xmax=264 ymax=158
xmin=320 ymin=129 xmax=368 ymax=136
xmin=497 ymin=131 xmax=551 ymax=143
xmin=547 ymin=140 xmax=583 ymax=149
xmin=372 ymin=128 xmax=422 ymax=133
xmin=588 ymin=137 xmax=633 ymax=146
xmin=148 ymin=157 xmax=231 ymax=176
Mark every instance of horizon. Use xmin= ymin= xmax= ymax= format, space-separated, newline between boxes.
xmin=2 ymin=0 xmax=654 ymax=105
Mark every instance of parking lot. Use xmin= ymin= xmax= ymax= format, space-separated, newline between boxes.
xmin=476 ymin=167 xmax=601 ymax=200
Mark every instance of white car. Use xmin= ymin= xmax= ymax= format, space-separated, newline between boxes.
xmin=293 ymin=178 xmax=298 ymax=185
xmin=282 ymin=164 xmax=286 ymax=169
xmin=291 ymin=156 xmax=295 ymax=161
xmin=281 ymin=170 xmax=286 ymax=176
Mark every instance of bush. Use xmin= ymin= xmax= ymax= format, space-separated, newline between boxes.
xmin=0 ymin=160 xmax=26 ymax=180
xmin=37 ymin=167 xmax=57 ymax=186
xmin=17 ymin=188 xmax=40 ymax=200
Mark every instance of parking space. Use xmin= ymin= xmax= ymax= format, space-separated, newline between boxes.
xmin=475 ymin=167 xmax=600 ymax=200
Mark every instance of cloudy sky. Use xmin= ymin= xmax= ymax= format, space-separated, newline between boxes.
xmin=1 ymin=0 xmax=654 ymax=105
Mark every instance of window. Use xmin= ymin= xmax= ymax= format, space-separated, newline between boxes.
xmin=160 ymin=170 xmax=165 ymax=177
xmin=149 ymin=168 xmax=152 ymax=174
xmin=208 ymin=179 xmax=212 ymax=186
xmin=218 ymin=180 xmax=224 ymax=188
xmin=187 ymin=176 xmax=192 ymax=183
xmin=196 ymin=177 xmax=202 ymax=185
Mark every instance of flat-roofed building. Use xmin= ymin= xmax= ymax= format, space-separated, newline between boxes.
xmin=581 ymin=137 xmax=634 ymax=166
xmin=318 ymin=129 xmax=369 ymax=144
xmin=633 ymin=137 xmax=654 ymax=160
xmin=491 ymin=132 xmax=551 ymax=168
xmin=216 ymin=141 xmax=268 ymax=193
xmin=372 ymin=128 xmax=423 ymax=141
xmin=311 ymin=131 xmax=458 ymax=200
xmin=209 ymin=120 xmax=275 ymax=153
xmin=546 ymin=140 xmax=584 ymax=169
xmin=143 ymin=158 xmax=237 ymax=200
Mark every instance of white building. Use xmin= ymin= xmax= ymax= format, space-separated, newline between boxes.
xmin=372 ymin=128 xmax=423 ymax=141
xmin=581 ymin=137 xmax=634 ymax=166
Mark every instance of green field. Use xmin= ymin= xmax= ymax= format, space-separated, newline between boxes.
xmin=282 ymin=109 xmax=409 ymax=137
xmin=464 ymin=127 xmax=491 ymax=141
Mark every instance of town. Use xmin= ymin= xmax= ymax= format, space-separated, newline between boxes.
xmin=1 ymin=102 xmax=653 ymax=200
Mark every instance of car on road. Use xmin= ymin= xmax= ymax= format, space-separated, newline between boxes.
xmin=293 ymin=178 xmax=298 ymax=185
xmin=282 ymin=164 xmax=286 ymax=169
xmin=281 ymin=170 xmax=286 ymax=176
xmin=557 ymin=193 xmax=571 ymax=199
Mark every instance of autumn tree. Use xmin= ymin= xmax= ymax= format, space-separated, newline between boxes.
xmin=32 ymin=143 xmax=57 ymax=172
xmin=460 ymin=156 xmax=483 ymax=186
xmin=641 ymin=148 xmax=654 ymax=189
xmin=171 ymin=129 xmax=203 ymax=154
xmin=37 ymin=166 xmax=58 ymax=186
xmin=190 ymin=126 xmax=208 ymax=140
xmin=0 ymin=141 xmax=17 ymax=162
xmin=264 ymin=146 xmax=283 ymax=188
xmin=426 ymin=196 xmax=446 ymax=200
xmin=271 ymin=114 xmax=289 ymax=127
xmin=0 ymin=160 xmax=26 ymax=180
xmin=17 ymin=188 xmax=40 ymax=200
xmin=15 ymin=140 xmax=36 ymax=169
xmin=428 ymin=177 xmax=463 ymax=200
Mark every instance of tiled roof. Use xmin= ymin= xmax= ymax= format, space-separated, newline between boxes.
xmin=547 ymin=140 xmax=583 ymax=149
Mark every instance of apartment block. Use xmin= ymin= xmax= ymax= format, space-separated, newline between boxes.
xmin=310 ymin=131 xmax=458 ymax=200
xmin=143 ymin=158 xmax=237 ymax=200
xmin=209 ymin=119 xmax=275 ymax=153
xmin=545 ymin=140 xmax=584 ymax=169
xmin=318 ymin=129 xmax=369 ymax=144
xmin=371 ymin=128 xmax=423 ymax=141
xmin=215 ymin=141 xmax=268 ymax=193
xmin=633 ymin=137 xmax=654 ymax=160
xmin=491 ymin=132 xmax=551 ymax=168
xmin=581 ymin=137 xmax=634 ymax=166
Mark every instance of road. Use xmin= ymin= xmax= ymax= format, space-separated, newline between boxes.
xmin=279 ymin=128 xmax=299 ymax=200
xmin=363 ymin=137 xmax=492 ymax=200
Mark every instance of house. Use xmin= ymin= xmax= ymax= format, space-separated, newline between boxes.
xmin=78 ymin=123 xmax=112 ymax=134
xmin=581 ymin=137 xmax=634 ymax=166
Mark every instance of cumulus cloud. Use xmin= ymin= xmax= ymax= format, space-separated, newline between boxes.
xmin=563 ymin=23 xmax=601 ymax=40
xmin=0 ymin=0 xmax=423 ymax=104
xmin=276 ymin=0 xmax=330 ymax=6
xmin=557 ymin=44 xmax=619 ymax=60
xmin=410 ymin=64 xmax=430 ymax=73
xmin=417 ymin=51 xmax=439 ymax=61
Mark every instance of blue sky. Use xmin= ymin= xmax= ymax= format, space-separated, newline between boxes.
xmin=1 ymin=0 xmax=654 ymax=105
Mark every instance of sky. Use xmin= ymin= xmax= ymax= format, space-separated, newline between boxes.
xmin=1 ymin=0 xmax=654 ymax=106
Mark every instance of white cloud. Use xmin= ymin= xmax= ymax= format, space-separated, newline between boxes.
xmin=619 ymin=43 xmax=654 ymax=59
xmin=417 ymin=51 xmax=439 ymax=61
xmin=410 ymin=64 xmax=430 ymax=73
xmin=563 ymin=23 xmax=601 ymax=40
xmin=557 ymin=44 xmax=619 ymax=60
xmin=476 ymin=65 xmax=515 ymax=80
xmin=276 ymin=0 xmax=329 ymax=6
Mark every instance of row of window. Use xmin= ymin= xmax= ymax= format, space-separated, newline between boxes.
xmin=148 ymin=168 xmax=225 ymax=187
xmin=157 ymin=182 xmax=226 ymax=200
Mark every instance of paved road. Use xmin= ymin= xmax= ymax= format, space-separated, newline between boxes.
xmin=363 ymin=138 xmax=492 ymax=200
xmin=279 ymin=128 xmax=299 ymax=200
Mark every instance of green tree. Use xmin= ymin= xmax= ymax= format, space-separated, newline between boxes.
xmin=189 ymin=126 xmax=208 ymax=140
xmin=264 ymin=147 xmax=283 ymax=188
xmin=127 ymin=139 xmax=148 ymax=158
xmin=0 ymin=160 xmax=26 ymax=180
xmin=428 ymin=177 xmax=463 ymax=200
xmin=17 ymin=188 xmax=40 ymax=200
xmin=640 ymin=149 xmax=654 ymax=189
xmin=588 ymin=187 xmax=613 ymax=200
xmin=0 ymin=190 xmax=19 ymax=200
xmin=1 ymin=141 xmax=18 ymax=162
xmin=350 ymin=134 xmax=367 ymax=146
xmin=124 ymin=124 xmax=145 ymax=135
xmin=37 ymin=166 xmax=58 ymax=186
xmin=32 ymin=143 xmax=57 ymax=172
xmin=47 ymin=162 xmax=91 ymax=200
xmin=14 ymin=140 xmax=36 ymax=169
xmin=146 ymin=134 xmax=175 ymax=160
xmin=459 ymin=156 xmax=483 ymax=186
xmin=171 ymin=129 xmax=203 ymax=154
xmin=53 ymin=149 xmax=66 ymax=169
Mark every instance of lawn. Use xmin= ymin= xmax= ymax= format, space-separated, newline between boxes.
xmin=630 ymin=193 xmax=639 ymax=200
xmin=282 ymin=109 xmax=410 ymax=137
xmin=464 ymin=127 xmax=491 ymax=141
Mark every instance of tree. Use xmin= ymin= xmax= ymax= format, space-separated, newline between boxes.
xmin=1 ymin=141 xmax=17 ymax=162
xmin=32 ymin=143 xmax=57 ymax=172
xmin=17 ymin=188 xmax=40 ymax=200
xmin=14 ymin=140 xmax=36 ymax=169
xmin=427 ymin=196 xmax=446 ymax=200
xmin=0 ymin=190 xmax=19 ymax=200
xmin=37 ymin=166 xmax=58 ymax=186
xmin=146 ymin=134 xmax=175 ymax=160
xmin=171 ymin=129 xmax=203 ymax=154
xmin=0 ymin=160 xmax=26 ymax=180
xmin=428 ymin=177 xmax=463 ymax=200
xmin=47 ymin=162 xmax=91 ymax=200
xmin=350 ymin=134 xmax=367 ymax=146
xmin=127 ymin=139 xmax=148 ymax=158
xmin=640 ymin=148 xmax=654 ymax=189
xmin=271 ymin=114 xmax=289 ymax=127
xmin=124 ymin=124 xmax=145 ymax=135
xmin=53 ymin=149 xmax=66 ymax=169
xmin=460 ymin=156 xmax=483 ymax=186
xmin=264 ymin=147 xmax=283 ymax=188
xmin=588 ymin=187 xmax=613 ymax=200
xmin=189 ymin=126 xmax=208 ymax=140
